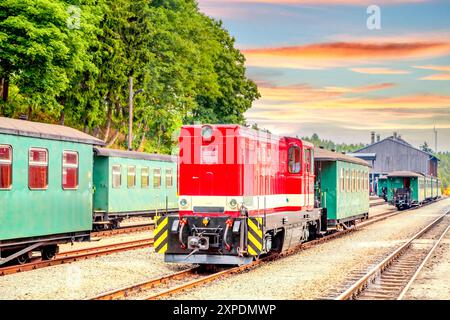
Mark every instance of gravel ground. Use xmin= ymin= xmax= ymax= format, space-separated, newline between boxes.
xmin=0 ymin=199 xmax=447 ymax=300
xmin=403 ymin=226 xmax=450 ymax=300
xmin=168 ymin=198 xmax=450 ymax=300
xmin=0 ymin=247 xmax=191 ymax=300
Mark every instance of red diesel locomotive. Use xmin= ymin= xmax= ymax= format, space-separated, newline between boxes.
xmin=154 ymin=125 xmax=324 ymax=265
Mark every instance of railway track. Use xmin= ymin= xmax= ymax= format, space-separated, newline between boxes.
xmin=0 ymin=238 xmax=153 ymax=276
xmin=91 ymin=224 xmax=154 ymax=238
xmin=333 ymin=211 xmax=449 ymax=300
xmin=90 ymin=202 xmax=429 ymax=300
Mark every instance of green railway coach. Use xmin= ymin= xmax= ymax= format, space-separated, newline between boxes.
xmin=314 ymin=148 xmax=370 ymax=228
xmin=92 ymin=148 xmax=178 ymax=229
xmin=0 ymin=117 xmax=103 ymax=265
xmin=386 ymin=171 xmax=440 ymax=210
xmin=377 ymin=176 xmax=388 ymax=201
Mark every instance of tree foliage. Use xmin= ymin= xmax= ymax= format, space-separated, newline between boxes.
xmin=0 ymin=0 xmax=259 ymax=153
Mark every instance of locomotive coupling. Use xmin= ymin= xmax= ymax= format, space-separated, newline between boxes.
xmin=187 ymin=236 xmax=209 ymax=250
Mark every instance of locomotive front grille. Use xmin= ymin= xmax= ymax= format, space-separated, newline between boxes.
xmin=193 ymin=206 xmax=225 ymax=213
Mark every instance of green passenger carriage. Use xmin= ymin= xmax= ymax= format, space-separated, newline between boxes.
xmin=314 ymin=148 xmax=370 ymax=228
xmin=92 ymin=148 xmax=178 ymax=229
xmin=377 ymin=175 xmax=388 ymax=201
xmin=0 ymin=117 xmax=103 ymax=265
xmin=386 ymin=171 xmax=441 ymax=210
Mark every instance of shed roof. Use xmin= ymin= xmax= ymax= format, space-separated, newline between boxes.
xmin=0 ymin=117 xmax=104 ymax=146
xmin=94 ymin=147 xmax=177 ymax=163
xmin=387 ymin=171 xmax=424 ymax=178
xmin=314 ymin=147 xmax=371 ymax=167
xmin=355 ymin=136 xmax=439 ymax=161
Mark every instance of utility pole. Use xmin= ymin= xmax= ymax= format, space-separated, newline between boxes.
xmin=434 ymin=125 xmax=438 ymax=153
xmin=128 ymin=76 xmax=133 ymax=151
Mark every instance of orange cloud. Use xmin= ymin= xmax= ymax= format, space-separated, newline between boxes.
xmin=350 ymin=67 xmax=410 ymax=75
xmin=419 ymin=74 xmax=450 ymax=81
xmin=256 ymin=82 xmax=396 ymax=103
xmin=242 ymin=42 xmax=450 ymax=69
xmin=414 ymin=65 xmax=450 ymax=72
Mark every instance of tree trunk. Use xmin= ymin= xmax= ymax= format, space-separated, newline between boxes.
xmin=106 ymin=129 xmax=120 ymax=148
xmin=1 ymin=78 xmax=8 ymax=102
xmin=138 ymin=124 xmax=148 ymax=151
xmin=104 ymin=104 xmax=112 ymax=142
xmin=59 ymin=112 xmax=65 ymax=125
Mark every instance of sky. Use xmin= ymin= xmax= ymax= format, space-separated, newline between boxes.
xmin=197 ymin=0 xmax=450 ymax=151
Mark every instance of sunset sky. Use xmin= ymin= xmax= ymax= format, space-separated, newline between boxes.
xmin=197 ymin=0 xmax=450 ymax=151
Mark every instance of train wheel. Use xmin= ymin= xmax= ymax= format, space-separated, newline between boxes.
xmin=41 ymin=245 xmax=58 ymax=261
xmin=16 ymin=252 xmax=31 ymax=265
xmin=111 ymin=220 xmax=119 ymax=230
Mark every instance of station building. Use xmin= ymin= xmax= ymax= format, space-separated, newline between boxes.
xmin=347 ymin=132 xmax=439 ymax=194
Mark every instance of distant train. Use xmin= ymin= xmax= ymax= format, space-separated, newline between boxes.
xmin=385 ymin=171 xmax=441 ymax=210
xmin=0 ymin=117 xmax=177 ymax=265
xmin=155 ymin=125 xmax=370 ymax=265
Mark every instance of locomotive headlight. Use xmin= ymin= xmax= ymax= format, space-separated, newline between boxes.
xmin=229 ymin=198 xmax=238 ymax=209
xmin=201 ymin=125 xmax=213 ymax=140
xmin=179 ymin=198 xmax=188 ymax=208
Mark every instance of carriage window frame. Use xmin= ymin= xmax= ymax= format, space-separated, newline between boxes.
xmin=28 ymin=148 xmax=49 ymax=190
xmin=127 ymin=166 xmax=136 ymax=188
xmin=165 ymin=168 xmax=173 ymax=188
xmin=0 ymin=144 xmax=12 ymax=190
xmin=141 ymin=167 xmax=149 ymax=188
xmin=62 ymin=150 xmax=79 ymax=190
xmin=340 ymin=168 xmax=344 ymax=192
xmin=112 ymin=165 xmax=122 ymax=188
xmin=288 ymin=146 xmax=301 ymax=174
xmin=153 ymin=168 xmax=161 ymax=189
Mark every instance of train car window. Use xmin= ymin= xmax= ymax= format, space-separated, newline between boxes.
xmin=304 ymin=148 xmax=312 ymax=173
xmin=62 ymin=151 xmax=78 ymax=190
xmin=127 ymin=166 xmax=136 ymax=188
xmin=153 ymin=168 xmax=161 ymax=188
xmin=29 ymin=148 xmax=48 ymax=190
xmin=288 ymin=146 xmax=301 ymax=174
xmin=141 ymin=167 xmax=149 ymax=188
xmin=0 ymin=145 xmax=12 ymax=189
xmin=340 ymin=168 xmax=344 ymax=192
xmin=112 ymin=165 xmax=121 ymax=188
xmin=166 ymin=168 xmax=173 ymax=188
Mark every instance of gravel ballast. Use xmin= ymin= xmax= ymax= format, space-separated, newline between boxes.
xmin=1 ymin=199 xmax=449 ymax=300
xmin=169 ymin=198 xmax=450 ymax=300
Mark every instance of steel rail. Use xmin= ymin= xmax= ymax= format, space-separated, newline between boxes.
xmin=91 ymin=224 xmax=154 ymax=238
xmin=334 ymin=211 xmax=448 ymax=300
xmin=397 ymin=224 xmax=450 ymax=300
xmin=0 ymin=238 xmax=153 ymax=276
xmin=88 ymin=201 xmax=444 ymax=300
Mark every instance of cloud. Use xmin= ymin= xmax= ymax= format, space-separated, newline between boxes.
xmin=413 ymin=65 xmax=450 ymax=72
xmin=242 ymin=42 xmax=450 ymax=70
xmin=419 ymin=73 xmax=450 ymax=81
xmin=350 ymin=67 xmax=410 ymax=75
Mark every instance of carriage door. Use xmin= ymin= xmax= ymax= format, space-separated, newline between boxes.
xmin=304 ymin=148 xmax=313 ymax=207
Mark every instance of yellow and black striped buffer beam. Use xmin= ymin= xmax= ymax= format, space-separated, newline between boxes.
xmin=154 ymin=216 xmax=169 ymax=254
xmin=247 ymin=217 xmax=263 ymax=256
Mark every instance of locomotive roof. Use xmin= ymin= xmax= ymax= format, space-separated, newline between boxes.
xmin=314 ymin=147 xmax=371 ymax=167
xmin=0 ymin=117 xmax=105 ymax=145
xmin=387 ymin=171 xmax=424 ymax=178
xmin=94 ymin=147 xmax=177 ymax=163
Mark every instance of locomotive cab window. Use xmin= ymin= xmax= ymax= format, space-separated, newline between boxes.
xmin=112 ymin=165 xmax=121 ymax=188
xmin=288 ymin=146 xmax=301 ymax=174
xmin=141 ymin=167 xmax=149 ymax=188
xmin=0 ymin=145 xmax=12 ymax=189
xmin=127 ymin=166 xmax=136 ymax=188
xmin=29 ymin=148 xmax=48 ymax=190
xmin=153 ymin=168 xmax=161 ymax=188
xmin=166 ymin=168 xmax=173 ymax=188
xmin=62 ymin=151 xmax=78 ymax=189
xmin=304 ymin=148 xmax=313 ymax=173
